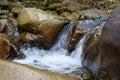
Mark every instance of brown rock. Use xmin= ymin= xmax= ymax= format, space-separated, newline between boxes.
xmin=0 ymin=59 xmax=79 ymax=80
xmin=64 ymin=21 xmax=89 ymax=52
xmin=82 ymin=25 xmax=104 ymax=78
xmin=60 ymin=12 xmax=80 ymax=21
xmin=99 ymin=6 xmax=120 ymax=80
xmin=0 ymin=36 xmax=11 ymax=59
xmin=82 ymin=6 xmax=120 ymax=80
xmin=17 ymin=8 xmax=65 ymax=48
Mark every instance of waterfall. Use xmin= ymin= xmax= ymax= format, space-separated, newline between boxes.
xmin=13 ymin=18 xmax=106 ymax=78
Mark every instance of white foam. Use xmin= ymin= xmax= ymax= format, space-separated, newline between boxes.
xmin=13 ymin=22 xmax=84 ymax=74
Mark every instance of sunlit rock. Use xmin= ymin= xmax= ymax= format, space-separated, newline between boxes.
xmin=81 ymin=9 xmax=108 ymax=19
xmin=60 ymin=12 xmax=80 ymax=21
xmin=0 ymin=59 xmax=79 ymax=80
xmin=17 ymin=8 xmax=65 ymax=48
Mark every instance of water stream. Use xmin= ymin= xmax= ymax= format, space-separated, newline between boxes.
xmin=13 ymin=18 xmax=106 ymax=78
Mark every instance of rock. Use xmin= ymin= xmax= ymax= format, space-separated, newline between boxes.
xmin=17 ymin=8 xmax=65 ymax=48
xmin=0 ymin=1 xmax=9 ymax=10
xmin=0 ymin=19 xmax=20 ymax=45
xmin=82 ymin=23 xmax=105 ymax=78
xmin=0 ymin=34 xmax=18 ymax=59
xmin=0 ymin=35 xmax=11 ymax=59
xmin=81 ymin=9 xmax=108 ymax=19
xmin=64 ymin=18 xmax=106 ymax=52
xmin=20 ymin=32 xmax=42 ymax=42
xmin=64 ymin=21 xmax=90 ymax=52
xmin=82 ymin=6 xmax=120 ymax=80
xmin=43 ymin=0 xmax=62 ymax=5
xmin=60 ymin=12 xmax=80 ymax=21
xmin=50 ymin=0 xmax=82 ymax=13
xmin=0 ymin=10 xmax=9 ymax=15
xmin=99 ymin=6 xmax=120 ymax=80
xmin=0 ymin=59 xmax=80 ymax=80
xmin=20 ymin=32 xmax=45 ymax=47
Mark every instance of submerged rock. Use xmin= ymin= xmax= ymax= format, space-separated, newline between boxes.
xmin=17 ymin=8 xmax=65 ymax=48
xmin=0 ymin=59 xmax=80 ymax=80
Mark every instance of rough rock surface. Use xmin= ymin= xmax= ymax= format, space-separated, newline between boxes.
xmin=17 ymin=8 xmax=65 ymax=48
xmin=64 ymin=21 xmax=89 ymax=52
xmin=0 ymin=19 xmax=20 ymax=45
xmin=0 ymin=35 xmax=11 ymax=59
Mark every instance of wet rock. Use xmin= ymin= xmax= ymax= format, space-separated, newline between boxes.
xmin=64 ymin=18 xmax=106 ymax=52
xmin=17 ymin=8 xmax=65 ymax=48
xmin=98 ymin=6 xmax=120 ymax=80
xmin=82 ymin=23 xmax=105 ymax=78
xmin=81 ymin=9 xmax=108 ymax=19
xmin=0 ymin=59 xmax=80 ymax=80
xmin=0 ymin=19 xmax=20 ymax=45
xmin=64 ymin=21 xmax=90 ymax=52
xmin=82 ymin=6 xmax=120 ymax=80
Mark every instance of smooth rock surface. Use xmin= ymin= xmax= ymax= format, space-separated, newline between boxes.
xmin=83 ymin=6 xmax=120 ymax=80
xmin=99 ymin=6 xmax=120 ymax=80
xmin=0 ymin=59 xmax=80 ymax=80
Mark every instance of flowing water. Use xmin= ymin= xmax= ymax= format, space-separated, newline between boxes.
xmin=13 ymin=18 xmax=106 ymax=78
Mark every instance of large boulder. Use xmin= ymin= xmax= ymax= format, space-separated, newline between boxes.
xmin=0 ymin=59 xmax=79 ymax=80
xmin=82 ymin=6 xmax=120 ymax=80
xmin=17 ymin=8 xmax=65 ymax=48
xmin=99 ymin=6 xmax=120 ymax=80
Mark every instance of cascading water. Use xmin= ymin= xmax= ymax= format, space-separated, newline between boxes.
xmin=13 ymin=18 xmax=106 ymax=78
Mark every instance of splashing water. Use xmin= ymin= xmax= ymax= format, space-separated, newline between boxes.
xmin=13 ymin=19 xmax=106 ymax=78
